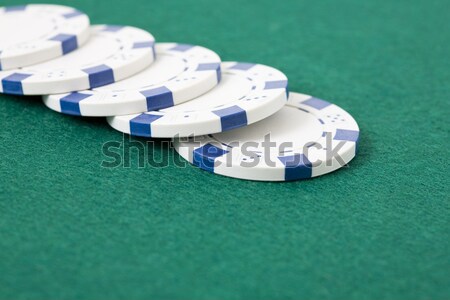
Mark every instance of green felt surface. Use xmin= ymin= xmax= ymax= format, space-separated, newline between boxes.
xmin=1 ymin=0 xmax=449 ymax=299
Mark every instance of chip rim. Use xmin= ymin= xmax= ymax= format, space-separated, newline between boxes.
xmin=106 ymin=61 xmax=289 ymax=138
xmin=172 ymin=92 xmax=360 ymax=182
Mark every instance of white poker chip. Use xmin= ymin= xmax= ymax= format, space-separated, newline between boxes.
xmin=42 ymin=43 xmax=221 ymax=116
xmin=173 ymin=92 xmax=360 ymax=181
xmin=107 ymin=62 xmax=288 ymax=138
xmin=0 ymin=4 xmax=90 ymax=70
xmin=0 ymin=25 xmax=155 ymax=95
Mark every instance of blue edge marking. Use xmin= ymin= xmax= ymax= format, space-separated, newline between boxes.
xmin=133 ymin=41 xmax=156 ymax=60
xmin=49 ymin=34 xmax=78 ymax=55
xmin=140 ymin=86 xmax=174 ymax=112
xmin=196 ymin=62 xmax=222 ymax=84
xmin=4 ymin=5 xmax=27 ymax=12
xmin=82 ymin=64 xmax=115 ymax=89
xmin=59 ymin=92 xmax=92 ymax=116
xmin=212 ymin=106 xmax=248 ymax=132
xmin=129 ymin=114 xmax=163 ymax=137
xmin=62 ymin=10 xmax=84 ymax=19
xmin=193 ymin=144 xmax=229 ymax=173
xmin=1 ymin=73 xmax=32 ymax=95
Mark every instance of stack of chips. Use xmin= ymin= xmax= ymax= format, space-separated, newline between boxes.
xmin=0 ymin=4 xmax=360 ymax=181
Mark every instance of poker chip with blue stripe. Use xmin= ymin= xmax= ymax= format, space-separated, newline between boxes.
xmin=172 ymin=92 xmax=359 ymax=181
xmin=0 ymin=4 xmax=90 ymax=70
xmin=0 ymin=25 xmax=155 ymax=95
xmin=42 ymin=43 xmax=221 ymax=116
xmin=106 ymin=62 xmax=288 ymax=138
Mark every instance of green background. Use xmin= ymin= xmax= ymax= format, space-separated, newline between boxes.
xmin=1 ymin=0 xmax=449 ymax=299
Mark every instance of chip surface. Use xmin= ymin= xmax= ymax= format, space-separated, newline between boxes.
xmin=0 ymin=4 xmax=90 ymax=70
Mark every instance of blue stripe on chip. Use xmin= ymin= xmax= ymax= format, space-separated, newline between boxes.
xmin=229 ymin=63 xmax=255 ymax=71
xmin=302 ymin=97 xmax=331 ymax=110
xmin=170 ymin=44 xmax=194 ymax=52
xmin=133 ymin=41 xmax=155 ymax=49
xmin=265 ymin=80 xmax=288 ymax=99
xmin=2 ymin=73 xmax=32 ymax=95
xmin=264 ymin=80 xmax=288 ymax=90
xmin=197 ymin=62 xmax=221 ymax=82
xmin=130 ymin=114 xmax=162 ymax=136
xmin=333 ymin=129 xmax=359 ymax=142
xmin=62 ymin=10 xmax=84 ymax=19
xmin=212 ymin=105 xmax=248 ymax=131
xmin=278 ymin=154 xmax=313 ymax=181
xmin=4 ymin=5 xmax=27 ymax=12
xmin=82 ymin=64 xmax=115 ymax=88
xmin=49 ymin=34 xmax=78 ymax=55
xmin=193 ymin=144 xmax=228 ymax=173
xmin=60 ymin=92 xmax=92 ymax=116
xmin=140 ymin=86 xmax=174 ymax=111
xmin=102 ymin=25 xmax=124 ymax=32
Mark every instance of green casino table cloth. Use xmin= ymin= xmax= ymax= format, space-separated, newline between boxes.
xmin=0 ymin=0 xmax=448 ymax=299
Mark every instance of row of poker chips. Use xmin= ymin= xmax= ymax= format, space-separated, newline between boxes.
xmin=0 ymin=4 xmax=360 ymax=181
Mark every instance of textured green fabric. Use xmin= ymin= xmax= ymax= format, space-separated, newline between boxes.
xmin=0 ymin=0 xmax=449 ymax=299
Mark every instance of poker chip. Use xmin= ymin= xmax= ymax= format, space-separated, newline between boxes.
xmin=107 ymin=62 xmax=288 ymax=138
xmin=0 ymin=25 xmax=155 ymax=95
xmin=172 ymin=92 xmax=360 ymax=181
xmin=42 ymin=43 xmax=221 ymax=116
xmin=0 ymin=4 xmax=90 ymax=70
